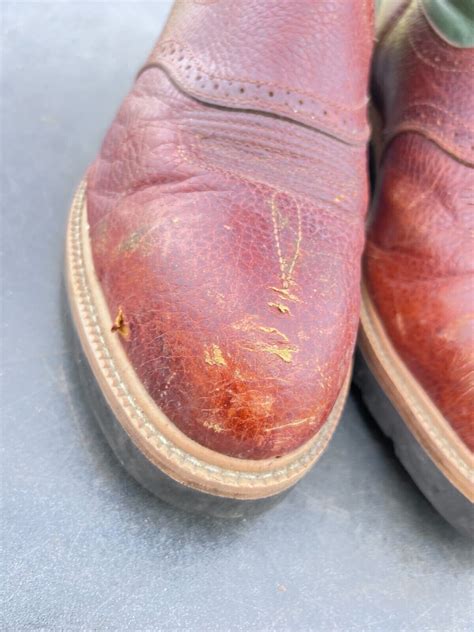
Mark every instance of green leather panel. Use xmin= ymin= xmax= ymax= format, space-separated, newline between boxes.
xmin=421 ymin=0 xmax=474 ymax=47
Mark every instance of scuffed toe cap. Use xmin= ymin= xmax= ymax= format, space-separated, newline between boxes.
xmin=87 ymin=179 xmax=359 ymax=459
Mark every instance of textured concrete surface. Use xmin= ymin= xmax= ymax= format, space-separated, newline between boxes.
xmin=2 ymin=3 xmax=473 ymax=630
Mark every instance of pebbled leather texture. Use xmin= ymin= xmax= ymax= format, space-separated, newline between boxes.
xmin=366 ymin=0 xmax=474 ymax=451
xmin=86 ymin=0 xmax=373 ymax=459
xmin=140 ymin=0 xmax=372 ymax=143
xmin=373 ymin=0 xmax=474 ymax=165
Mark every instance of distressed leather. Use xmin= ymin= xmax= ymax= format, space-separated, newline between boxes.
xmin=86 ymin=0 xmax=373 ymax=459
xmin=366 ymin=0 xmax=474 ymax=450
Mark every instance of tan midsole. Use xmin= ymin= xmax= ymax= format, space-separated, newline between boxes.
xmin=359 ymin=282 xmax=474 ymax=502
xmin=66 ymin=181 xmax=349 ymax=500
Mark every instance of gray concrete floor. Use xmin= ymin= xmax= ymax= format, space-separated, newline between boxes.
xmin=2 ymin=3 xmax=473 ymax=630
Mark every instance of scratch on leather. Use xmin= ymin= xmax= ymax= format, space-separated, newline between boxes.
xmin=204 ymin=344 xmax=227 ymax=366
xmin=257 ymin=326 xmax=289 ymax=342
xmin=233 ymin=316 xmax=289 ymax=342
xmin=233 ymin=316 xmax=297 ymax=362
xmin=203 ymin=420 xmax=225 ymax=433
xmin=268 ymin=301 xmax=291 ymax=314
xmin=118 ymin=228 xmax=148 ymax=254
xmin=270 ymin=286 xmax=300 ymax=302
xmin=265 ymin=416 xmax=317 ymax=433
xmin=111 ymin=307 xmax=130 ymax=340
xmin=253 ymin=343 xmax=298 ymax=363
xmin=269 ymin=192 xmax=303 ymax=292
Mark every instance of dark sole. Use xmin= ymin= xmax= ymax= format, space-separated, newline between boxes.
xmin=354 ymin=349 xmax=474 ymax=538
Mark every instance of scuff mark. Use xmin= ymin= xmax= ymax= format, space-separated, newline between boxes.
xmin=119 ymin=230 xmax=144 ymax=254
xmin=118 ymin=226 xmax=153 ymax=255
xmin=269 ymin=193 xmax=303 ymax=291
xmin=437 ymin=313 xmax=474 ymax=342
xmin=395 ymin=312 xmax=406 ymax=336
xmin=253 ymin=343 xmax=298 ymax=363
xmin=233 ymin=316 xmax=290 ymax=342
xmin=203 ymin=420 xmax=224 ymax=433
xmin=257 ymin=326 xmax=289 ymax=342
xmin=270 ymin=286 xmax=300 ymax=302
xmin=111 ymin=307 xmax=130 ymax=339
xmin=204 ymin=344 xmax=227 ymax=367
xmin=268 ymin=302 xmax=291 ymax=315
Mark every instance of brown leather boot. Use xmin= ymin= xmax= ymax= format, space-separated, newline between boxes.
xmin=66 ymin=0 xmax=373 ymax=515
xmin=357 ymin=0 xmax=474 ymax=535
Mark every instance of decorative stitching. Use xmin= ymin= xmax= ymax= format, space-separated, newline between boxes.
xmin=409 ymin=1 xmax=471 ymax=73
xmin=152 ymin=40 xmax=368 ymax=112
xmin=399 ymin=102 xmax=474 ymax=132
xmin=138 ymin=40 xmax=370 ymax=145
xmin=177 ymin=134 xmax=358 ymax=216
xmin=383 ymin=125 xmax=474 ymax=166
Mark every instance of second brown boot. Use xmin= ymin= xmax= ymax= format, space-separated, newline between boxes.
xmin=357 ymin=0 xmax=474 ymax=536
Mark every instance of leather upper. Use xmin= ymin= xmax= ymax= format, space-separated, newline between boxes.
xmin=87 ymin=0 xmax=373 ymax=459
xmin=374 ymin=0 xmax=474 ymax=165
xmin=140 ymin=0 xmax=372 ymax=143
xmin=366 ymin=0 xmax=474 ymax=450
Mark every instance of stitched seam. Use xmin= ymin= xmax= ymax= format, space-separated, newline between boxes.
xmin=154 ymin=40 xmax=369 ymax=112
xmin=384 ymin=125 xmax=474 ymax=165
xmin=143 ymin=58 xmax=368 ymax=145
xmin=176 ymin=139 xmax=348 ymax=209
xmin=173 ymin=114 xmax=362 ymax=178
xmin=398 ymin=103 xmax=474 ymax=133
xmin=408 ymin=1 xmax=471 ymax=73
xmin=178 ymin=137 xmax=361 ymax=217
xmin=192 ymin=136 xmax=358 ymax=192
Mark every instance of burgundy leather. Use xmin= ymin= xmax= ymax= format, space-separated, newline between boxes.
xmin=86 ymin=0 xmax=373 ymax=459
xmin=140 ymin=1 xmax=371 ymax=143
xmin=373 ymin=0 xmax=474 ymax=165
xmin=366 ymin=0 xmax=474 ymax=450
